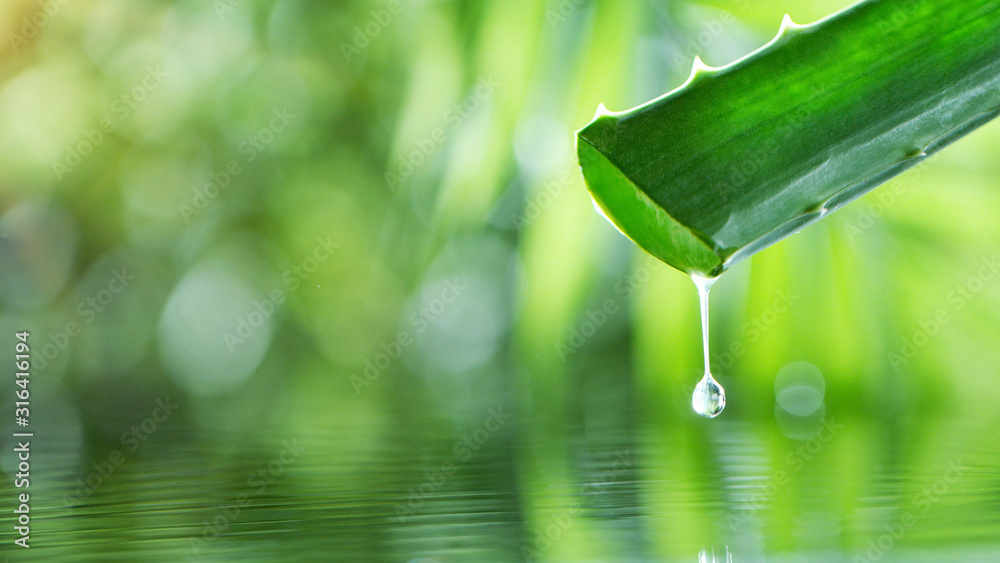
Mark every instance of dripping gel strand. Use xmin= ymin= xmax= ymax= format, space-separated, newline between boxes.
xmin=691 ymin=275 xmax=726 ymax=418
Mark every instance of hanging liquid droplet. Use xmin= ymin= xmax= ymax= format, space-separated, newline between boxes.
xmin=693 ymin=373 xmax=726 ymax=418
xmin=691 ymin=275 xmax=726 ymax=418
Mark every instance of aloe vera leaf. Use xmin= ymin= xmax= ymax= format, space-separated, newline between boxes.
xmin=577 ymin=0 xmax=1000 ymax=277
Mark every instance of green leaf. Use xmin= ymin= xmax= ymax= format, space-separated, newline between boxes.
xmin=577 ymin=0 xmax=1000 ymax=277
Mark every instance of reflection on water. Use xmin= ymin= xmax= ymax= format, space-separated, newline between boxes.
xmin=1 ymin=406 xmax=999 ymax=561
xmin=699 ymin=544 xmax=732 ymax=562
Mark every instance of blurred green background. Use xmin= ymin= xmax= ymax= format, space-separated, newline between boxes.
xmin=0 ymin=0 xmax=999 ymax=561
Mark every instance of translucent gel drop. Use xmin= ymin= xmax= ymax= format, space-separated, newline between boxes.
xmin=692 ymin=275 xmax=726 ymax=418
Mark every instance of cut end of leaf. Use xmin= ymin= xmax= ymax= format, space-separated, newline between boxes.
xmin=577 ymin=137 xmax=723 ymax=276
xmin=576 ymin=0 xmax=1000 ymax=279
